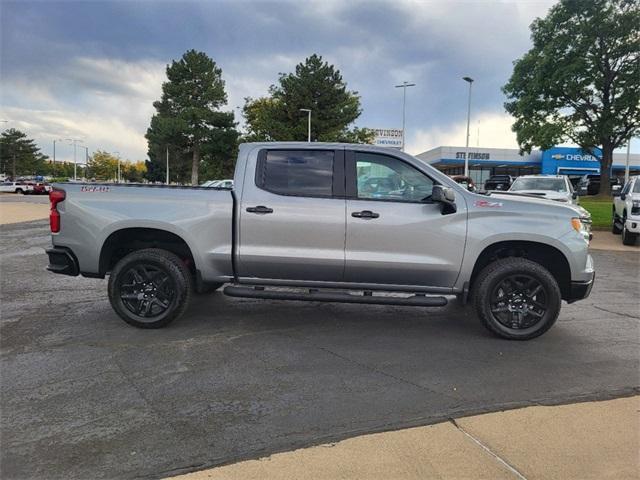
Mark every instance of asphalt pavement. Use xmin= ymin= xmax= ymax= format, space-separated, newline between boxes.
xmin=1 ymin=219 xmax=639 ymax=479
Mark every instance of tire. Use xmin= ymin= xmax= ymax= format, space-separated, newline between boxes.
xmin=108 ymin=248 xmax=193 ymax=328
xmin=622 ymin=216 xmax=638 ymax=246
xmin=473 ymin=258 xmax=562 ymax=340
xmin=15 ymin=188 xmax=23 ymax=194
xmin=612 ymin=209 xmax=622 ymax=234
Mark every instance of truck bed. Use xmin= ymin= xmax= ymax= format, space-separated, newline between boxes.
xmin=51 ymin=182 xmax=235 ymax=281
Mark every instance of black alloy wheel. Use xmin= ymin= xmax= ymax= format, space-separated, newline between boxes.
xmin=108 ymin=248 xmax=192 ymax=328
xmin=489 ymin=274 xmax=547 ymax=330
xmin=119 ymin=264 xmax=176 ymax=319
xmin=474 ymin=257 xmax=562 ymax=340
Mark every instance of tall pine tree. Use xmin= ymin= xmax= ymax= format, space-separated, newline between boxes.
xmin=243 ymin=54 xmax=372 ymax=143
xmin=146 ymin=50 xmax=238 ymax=185
xmin=0 ymin=129 xmax=48 ymax=178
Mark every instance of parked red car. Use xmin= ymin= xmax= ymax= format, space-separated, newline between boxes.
xmin=30 ymin=182 xmax=52 ymax=195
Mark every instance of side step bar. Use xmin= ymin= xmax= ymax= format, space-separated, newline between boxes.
xmin=223 ymin=286 xmax=447 ymax=307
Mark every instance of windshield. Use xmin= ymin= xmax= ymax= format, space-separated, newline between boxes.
xmin=634 ymin=181 xmax=640 ymax=193
xmin=510 ymin=178 xmax=567 ymax=192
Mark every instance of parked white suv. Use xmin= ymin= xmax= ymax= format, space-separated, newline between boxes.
xmin=0 ymin=181 xmax=31 ymax=194
xmin=509 ymin=175 xmax=578 ymax=204
xmin=612 ymin=176 xmax=640 ymax=245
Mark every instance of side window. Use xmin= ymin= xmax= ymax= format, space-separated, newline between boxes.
xmin=355 ymin=152 xmax=434 ymax=202
xmin=622 ymin=181 xmax=632 ymax=194
xmin=258 ymin=150 xmax=334 ymax=197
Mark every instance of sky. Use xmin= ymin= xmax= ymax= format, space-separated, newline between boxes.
xmin=1 ymin=0 xmax=638 ymax=164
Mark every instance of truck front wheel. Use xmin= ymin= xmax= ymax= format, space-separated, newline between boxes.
xmin=108 ymin=248 xmax=193 ymax=328
xmin=474 ymin=258 xmax=561 ymax=340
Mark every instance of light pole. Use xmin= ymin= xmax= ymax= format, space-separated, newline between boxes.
xmin=114 ymin=151 xmax=121 ymax=183
xmin=300 ymin=109 xmax=311 ymax=142
xmin=79 ymin=146 xmax=89 ymax=179
xmin=625 ymin=139 xmax=631 ymax=184
xmin=166 ymin=145 xmax=170 ymax=185
xmin=66 ymin=138 xmax=83 ymax=181
xmin=394 ymin=81 xmax=416 ymax=152
xmin=462 ymin=76 xmax=474 ymax=177
xmin=52 ymin=138 xmax=64 ymax=176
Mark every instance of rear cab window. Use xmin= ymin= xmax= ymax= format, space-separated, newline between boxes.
xmin=256 ymin=149 xmax=343 ymax=197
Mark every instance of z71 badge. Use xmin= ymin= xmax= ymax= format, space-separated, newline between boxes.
xmin=80 ymin=185 xmax=110 ymax=193
xmin=474 ymin=199 xmax=503 ymax=208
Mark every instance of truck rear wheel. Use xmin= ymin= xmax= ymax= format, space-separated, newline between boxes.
xmin=474 ymin=258 xmax=561 ymax=340
xmin=108 ymin=248 xmax=192 ymax=328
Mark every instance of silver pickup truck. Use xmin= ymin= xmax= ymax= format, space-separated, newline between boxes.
xmin=46 ymin=142 xmax=594 ymax=340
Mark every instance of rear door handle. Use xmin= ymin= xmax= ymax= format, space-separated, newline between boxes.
xmin=246 ymin=205 xmax=274 ymax=214
xmin=351 ymin=210 xmax=379 ymax=219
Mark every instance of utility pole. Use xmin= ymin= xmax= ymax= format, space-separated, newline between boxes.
xmin=394 ymin=81 xmax=416 ymax=152
xmin=53 ymin=139 xmax=57 ymax=176
xmin=114 ymin=151 xmax=121 ymax=183
xmin=300 ymin=109 xmax=311 ymax=142
xmin=66 ymin=138 xmax=83 ymax=181
xmin=625 ymin=140 xmax=631 ymax=184
xmin=462 ymin=76 xmax=474 ymax=177
xmin=166 ymin=145 xmax=170 ymax=185
xmin=78 ymin=146 xmax=89 ymax=179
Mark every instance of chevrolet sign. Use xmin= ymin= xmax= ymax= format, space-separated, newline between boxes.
xmin=550 ymin=152 xmax=598 ymax=161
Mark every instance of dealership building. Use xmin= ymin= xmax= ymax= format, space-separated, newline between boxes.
xmin=416 ymin=146 xmax=640 ymax=187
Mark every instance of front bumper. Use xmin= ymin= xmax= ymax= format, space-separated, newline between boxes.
xmin=46 ymin=247 xmax=79 ymax=276
xmin=624 ymin=217 xmax=640 ymax=234
xmin=566 ymin=272 xmax=595 ymax=303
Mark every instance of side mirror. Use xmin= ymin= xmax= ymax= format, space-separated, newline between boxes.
xmin=620 ymin=193 xmax=626 ymax=200
xmin=431 ymin=185 xmax=457 ymax=214
xmin=572 ymin=192 xmax=578 ymax=200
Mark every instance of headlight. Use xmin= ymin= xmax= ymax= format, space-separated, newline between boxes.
xmin=632 ymin=200 xmax=640 ymax=209
xmin=572 ymin=217 xmax=591 ymax=241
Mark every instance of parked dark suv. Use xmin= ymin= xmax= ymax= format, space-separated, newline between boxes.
xmin=576 ymin=174 xmax=620 ymax=196
xmin=483 ymin=175 xmax=513 ymax=191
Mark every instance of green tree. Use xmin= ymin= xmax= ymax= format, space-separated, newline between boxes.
xmin=243 ymin=54 xmax=373 ymax=143
xmin=87 ymin=151 xmax=119 ymax=181
xmin=503 ymin=0 xmax=640 ymax=196
xmin=122 ymin=160 xmax=147 ymax=183
xmin=0 ymin=129 xmax=48 ymax=178
xmin=146 ymin=50 xmax=238 ymax=185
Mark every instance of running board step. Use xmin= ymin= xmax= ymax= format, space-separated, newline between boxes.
xmin=223 ymin=286 xmax=447 ymax=307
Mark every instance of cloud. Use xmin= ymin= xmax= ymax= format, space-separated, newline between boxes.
xmin=1 ymin=57 xmax=166 ymax=162
xmin=4 ymin=0 xmax=633 ymax=164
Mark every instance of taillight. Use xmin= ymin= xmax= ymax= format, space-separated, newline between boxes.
xmin=49 ymin=189 xmax=65 ymax=233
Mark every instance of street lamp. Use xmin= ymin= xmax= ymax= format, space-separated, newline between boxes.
xmin=299 ymin=109 xmax=311 ymax=142
xmin=114 ymin=151 xmax=121 ymax=183
xmin=66 ymin=138 xmax=83 ymax=181
xmin=462 ymin=76 xmax=474 ymax=177
xmin=52 ymin=138 xmax=64 ymax=176
xmin=78 ymin=145 xmax=89 ymax=179
xmin=394 ymin=81 xmax=416 ymax=152
xmin=624 ymin=139 xmax=632 ymax=184
xmin=166 ymin=145 xmax=170 ymax=185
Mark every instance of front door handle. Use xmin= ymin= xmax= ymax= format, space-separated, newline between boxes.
xmin=246 ymin=205 xmax=274 ymax=214
xmin=352 ymin=210 xmax=379 ymax=219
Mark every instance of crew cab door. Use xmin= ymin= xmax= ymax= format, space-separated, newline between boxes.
xmin=344 ymin=150 xmax=467 ymax=288
xmin=237 ymin=147 xmax=346 ymax=282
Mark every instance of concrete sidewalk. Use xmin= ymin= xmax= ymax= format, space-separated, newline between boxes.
xmin=590 ymin=230 xmax=640 ymax=251
xmin=0 ymin=202 xmax=48 ymax=225
xmin=172 ymin=396 xmax=639 ymax=480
